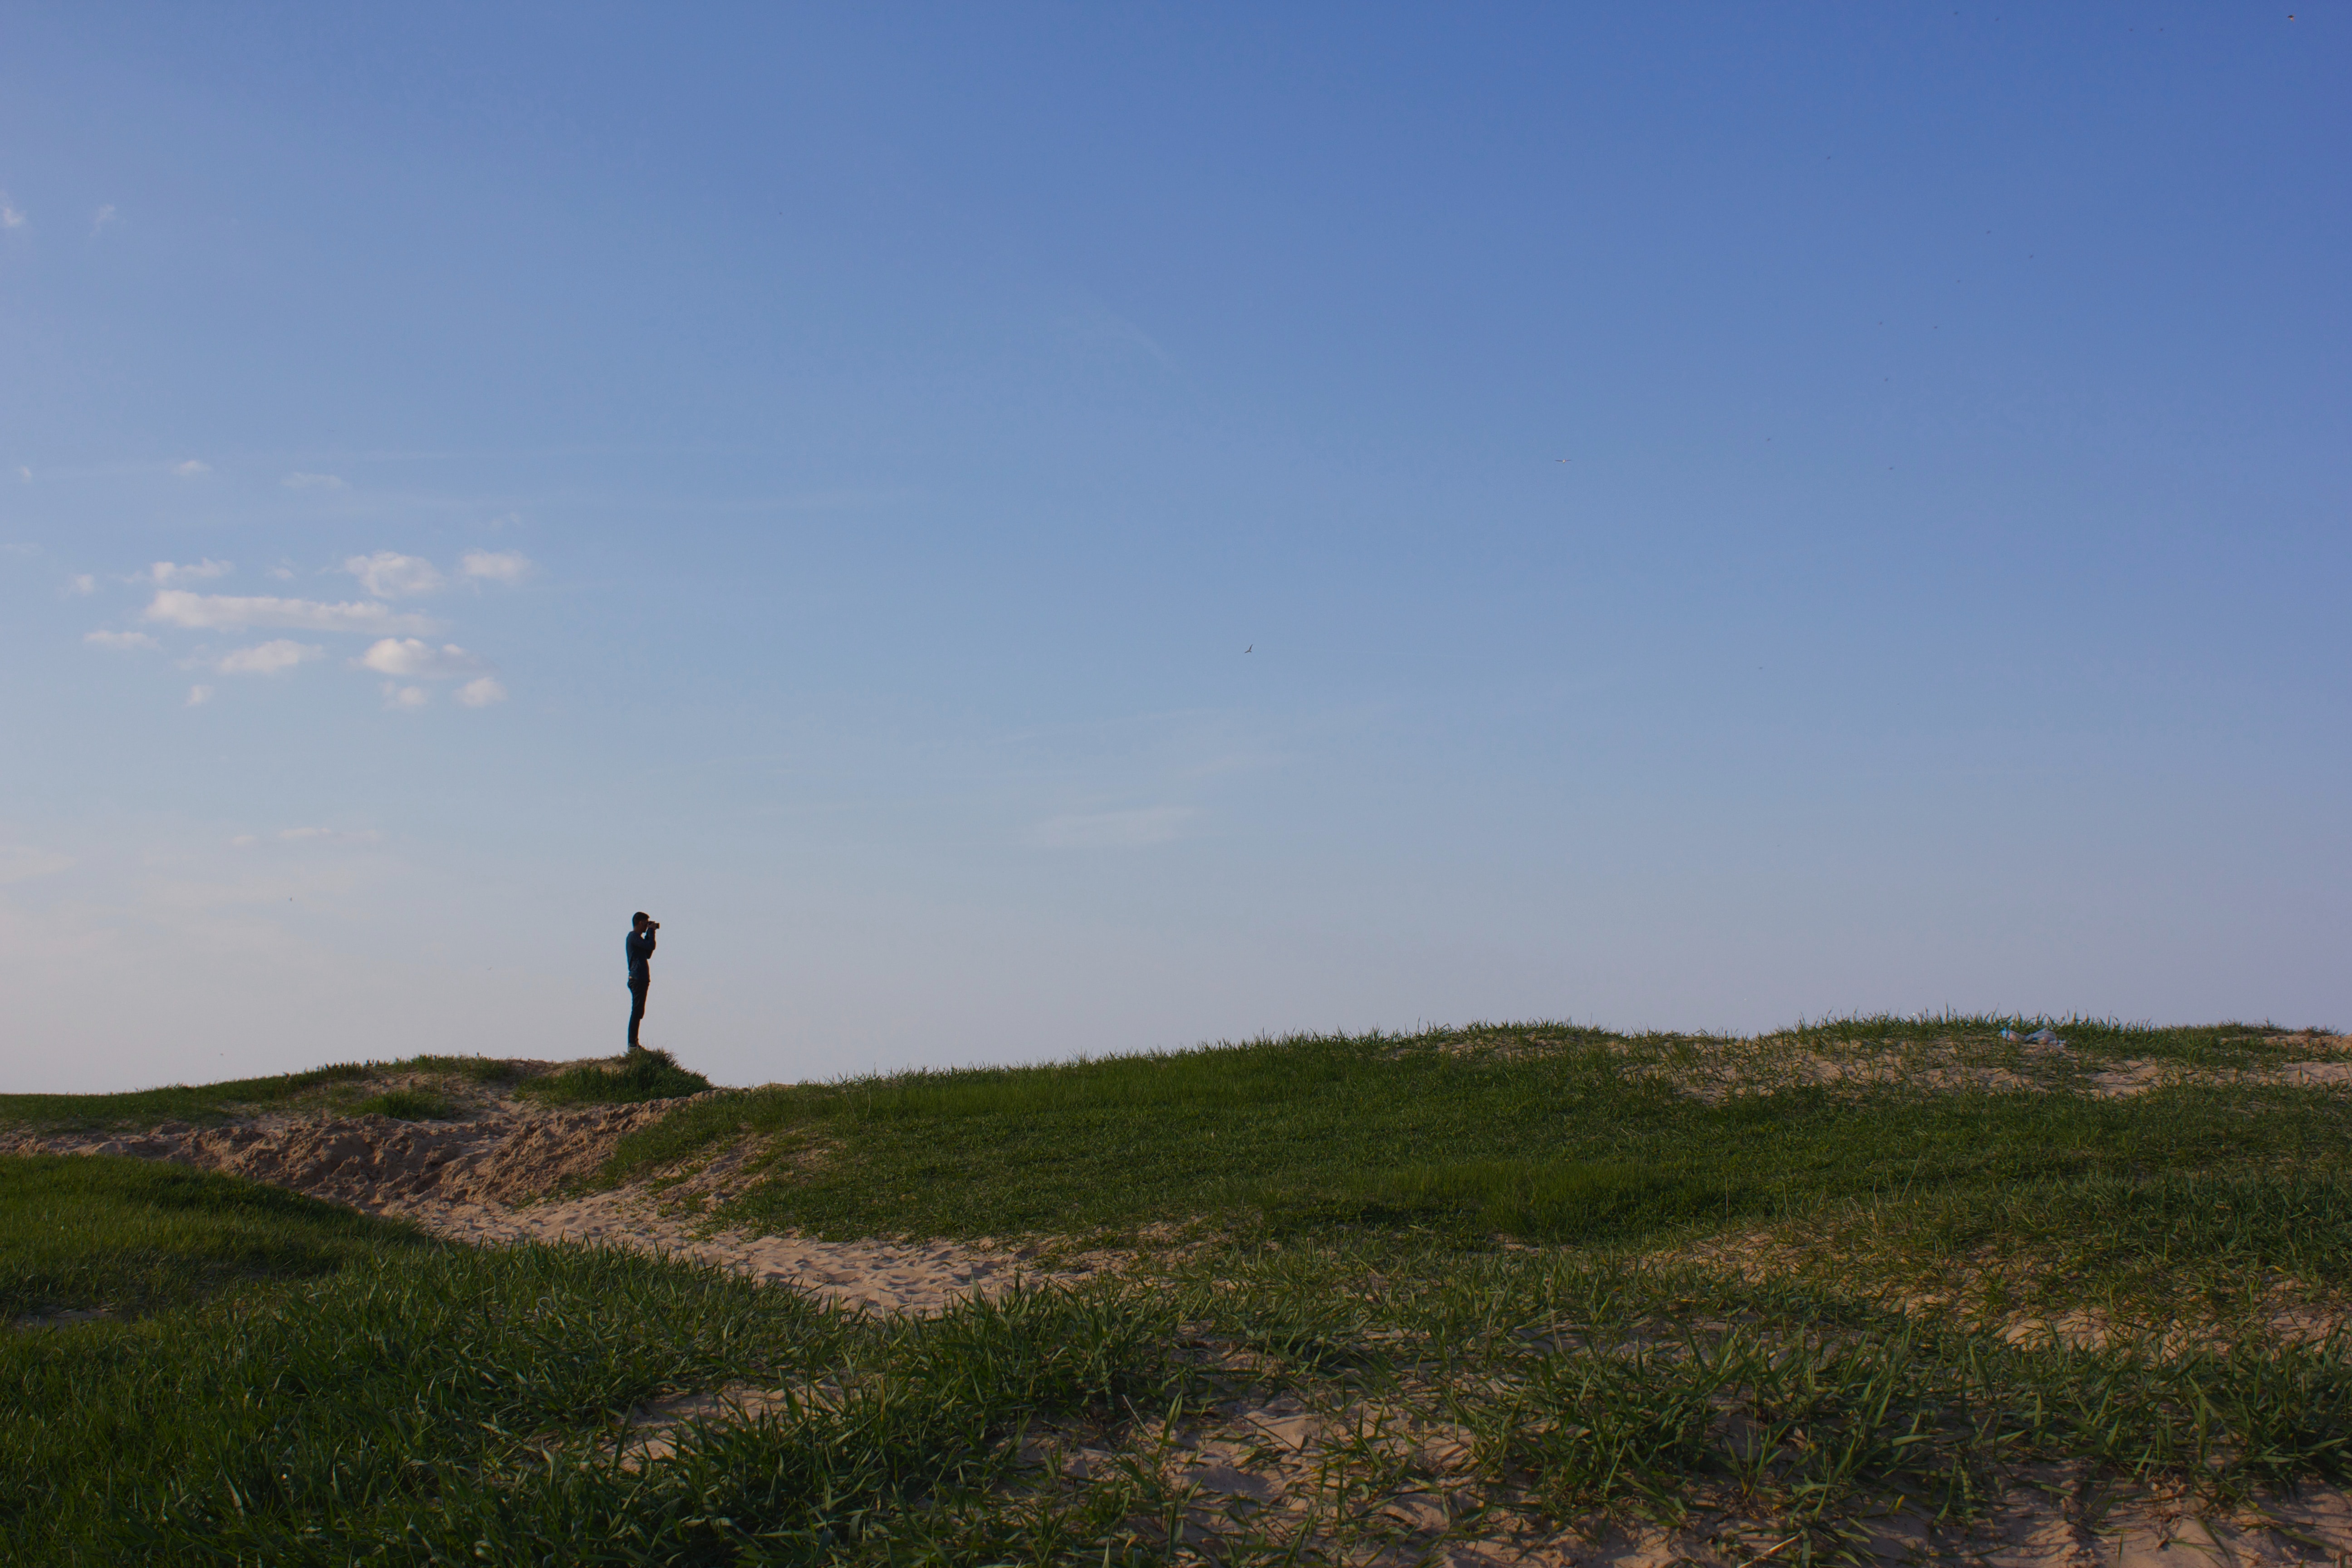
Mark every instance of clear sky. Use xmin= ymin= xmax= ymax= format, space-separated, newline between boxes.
xmin=3 ymin=5 xmax=2346 ymax=1093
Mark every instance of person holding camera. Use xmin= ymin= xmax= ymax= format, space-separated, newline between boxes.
xmin=626 ymin=911 xmax=660 ymax=1052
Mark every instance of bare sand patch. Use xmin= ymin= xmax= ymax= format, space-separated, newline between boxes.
xmin=380 ymin=1185 xmax=1098 ymax=1313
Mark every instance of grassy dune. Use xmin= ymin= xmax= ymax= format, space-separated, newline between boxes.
xmin=7 ymin=1015 xmax=2352 ymax=1563
xmin=613 ymin=1016 xmax=2349 ymax=1250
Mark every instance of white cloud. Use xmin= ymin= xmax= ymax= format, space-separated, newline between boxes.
xmin=1024 ymin=806 xmax=1197 ymax=849
xmin=0 ymin=195 xmax=23 ymax=229
xmin=460 ymin=549 xmax=532 ymax=583
xmin=85 ymin=630 xmax=160 ymax=651
xmin=0 ymin=846 xmax=74 ymax=884
xmin=68 ymin=574 xmax=97 ymax=595
xmin=230 ymin=834 xmax=258 ymax=848
xmin=144 ymin=559 xmax=232 ymax=586
xmin=267 ymin=565 xmax=295 ymax=580
xmin=345 ymin=551 xmax=445 ymax=598
xmin=91 ymin=204 xmax=117 ymax=235
xmin=455 ymin=675 xmax=508 ymax=707
xmin=185 ymin=684 xmax=215 ymax=707
xmin=380 ymin=682 xmax=429 ymax=710
xmin=282 ymin=472 xmax=345 ymax=490
xmin=15 ymin=466 xmax=29 ymax=482
xmin=143 ymin=590 xmax=437 ymax=635
xmin=216 ymin=639 xmax=323 ymax=675
xmin=173 ymin=460 xmax=211 ymax=477
xmin=359 ymin=637 xmax=482 ymax=678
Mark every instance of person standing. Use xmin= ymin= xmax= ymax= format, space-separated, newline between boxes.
xmin=625 ymin=911 xmax=659 ymax=1052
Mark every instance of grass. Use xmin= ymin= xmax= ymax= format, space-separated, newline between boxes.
xmin=0 ymin=1053 xmax=523 ymax=1131
xmin=606 ymin=1016 xmax=2350 ymax=1247
xmin=11 ymin=1158 xmax=2352 ymax=1563
xmin=3 ymin=1156 xmax=1180 ymax=1566
xmin=349 ymin=1087 xmax=459 ymax=1121
xmin=10 ymin=1012 xmax=2352 ymax=1561
xmin=520 ymin=1047 xmax=714 ymax=1105
xmin=1 ymin=1154 xmax=426 ymax=1321
xmin=0 ymin=1063 xmax=377 ymax=1131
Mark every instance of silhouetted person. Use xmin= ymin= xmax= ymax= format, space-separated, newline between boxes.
xmin=626 ymin=911 xmax=659 ymax=1051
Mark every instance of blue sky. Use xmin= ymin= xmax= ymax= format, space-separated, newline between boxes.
xmin=3 ymin=5 xmax=2346 ymax=1092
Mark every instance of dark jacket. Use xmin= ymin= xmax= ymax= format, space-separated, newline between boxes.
xmin=626 ymin=929 xmax=656 ymax=983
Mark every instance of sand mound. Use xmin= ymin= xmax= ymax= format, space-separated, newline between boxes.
xmin=0 ymin=1068 xmax=1075 ymax=1314
xmin=2 ymin=1098 xmax=700 ymax=1209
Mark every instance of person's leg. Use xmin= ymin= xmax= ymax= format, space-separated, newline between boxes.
xmin=628 ymin=979 xmax=648 ymax=1049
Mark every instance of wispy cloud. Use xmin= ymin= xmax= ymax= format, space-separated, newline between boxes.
xmin=185 ymin=684 xmax=215 ymax=707
xmin=380 ymin=682 xmax=430 ymax=710
xmin=84 ymin=629 xmax=160 ymax=651
xmin=143 ymin=590 xmax=438 ymax=635
xmin=143 ymin=559 xmax=232 ymax=586
xmin=282 ymin=472 xmax=345 ymax=490
xmin=67 ymin=574 xmax=97 ymax=595
xmin=230 ymin=826 xmax=386 ymax=848
xmin=91 ymin=203 xmax=117 ymax=236
xmin=455 ymin=676 xmax=508 ymax=707
xmin=460 ymin=549 xmax=532 ymax=583
xmin=1060 ymin=302 xmax=1174 ymax=369
xmin=172 ymin=459 xmax=211 ymax=477
xmin=345 ymin=551 xmax=444 ymax=598
xmin=215 ymin=639 xmax=323 ymax=675
xmin=0 ymin=194 xmax=23 ymax=230
xmin=1024 ymin=806 xmax=1197 ymax=849
xmin=358 ymin=637 xmax=482 ymax=678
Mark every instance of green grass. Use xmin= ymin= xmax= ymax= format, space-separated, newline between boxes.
xmin=0 ymin=1054 xmax=524 ymax=1131
xmin=348 ymin=1087 xmax=459 ymax=1121
xmin=1 ymin=1155 xmax=427 ymax=1321
xmin=1784 ymin=1167 xmax=2352 ymax=1330
xmin=520 ymin=1047 xmax=713 ymax=1105
xmin=11 ymin=1157 xmax=2352 ymax=1563
xmin=608 ymin=1017 xmax=2349 ymax=1246
xmin=0 ymin=1063 xmax=378 ymax=1131
xmin=2 ymin=1156 xmax=1180 ymax=1566
xmin=11 ymin=1014 xmax=2352 ymax=1560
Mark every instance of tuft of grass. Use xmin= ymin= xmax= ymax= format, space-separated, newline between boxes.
xmin=520 ymin=1047 xmax=712 ymax=1106
xmin=348 ymin=1087 xmax=458 ymax=1122
xmin=387 ymin=1053 xmax=524 ymax=1086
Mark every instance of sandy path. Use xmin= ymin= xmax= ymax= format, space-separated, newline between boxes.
xmin=382 ymin=1188 xmax=1093 ymax=1313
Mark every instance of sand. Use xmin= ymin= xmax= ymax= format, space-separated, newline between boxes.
xmin=0 ymin=1077 xmax=1067 ymax=1314
xmin=379 ymin=1186 xmax=1094 ymax=1313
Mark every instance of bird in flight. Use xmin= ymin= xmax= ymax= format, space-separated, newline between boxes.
xmin=1244 ymin=645 xmax=1252 ymax=653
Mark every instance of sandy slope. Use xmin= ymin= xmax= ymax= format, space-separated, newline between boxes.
xmin=0 ymin=1077 xmax=1058 ymax=1313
